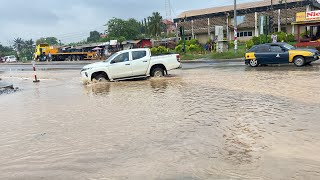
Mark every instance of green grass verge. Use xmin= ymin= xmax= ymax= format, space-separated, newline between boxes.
xmin=180 ymin=53 xmax=210 ymax=60
xmin=210 ymin=49 xmax=246 ymax=59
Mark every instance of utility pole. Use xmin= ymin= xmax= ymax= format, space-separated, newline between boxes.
xmin=234 ymin=0 xmax=237 ymax=53
xmin=285 ymin=0 xmax=288 ymax=41
xmin=271 ymin=0 xmax=274 ymax=34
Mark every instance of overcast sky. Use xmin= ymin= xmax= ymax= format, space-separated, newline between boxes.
xmin=0 ymin=0 xmax=256 ymax=45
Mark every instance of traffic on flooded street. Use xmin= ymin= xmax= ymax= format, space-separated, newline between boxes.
xmin=2 ymin=0 xmax=320 ymax=179
xmin=0 ymin=62 xmax=320 ymax=179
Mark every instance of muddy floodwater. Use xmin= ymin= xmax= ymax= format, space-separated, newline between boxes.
xmin=0 ymin=64 xmax=320 ymax=179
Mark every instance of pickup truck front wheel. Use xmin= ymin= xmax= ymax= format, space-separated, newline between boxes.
xmin=94 ymin=73 xmax=108 ymax=82
xmin=151 ymin=68 xmax=164 ymax=77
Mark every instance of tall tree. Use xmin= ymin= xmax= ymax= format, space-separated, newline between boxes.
xmin=45 ymin=37 xmax=59 ymax=45
xmin=36 ymin=38 xmax=46 ymax=45
xmin=148 ymin=12 xmax=163 ymax=37
xmin=23 ymin=39 xmax=35 ymax=60
xmin=106 ymin=18 xmax=141 ymax=40
xmin=0 ymin=43 xmax=15 ymax=57
xmin=87 ymin=31 xmax=101 ymax=43
xmin=144 ymin=18 xmax=148 ymax=35
xmin=13 ymin=38 xmax=24 ymax=59
xmin=36 ymin=37 xmax=58 ymax=45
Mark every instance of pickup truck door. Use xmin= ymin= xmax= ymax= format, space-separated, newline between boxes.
xmin=130 ymin=50 xmax=150 ymax=76
xmin=108 ymin=52 xmax=133 ymax=79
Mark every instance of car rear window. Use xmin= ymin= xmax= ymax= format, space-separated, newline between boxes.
xmin=248 ymin=46 xmax=258 ymax=52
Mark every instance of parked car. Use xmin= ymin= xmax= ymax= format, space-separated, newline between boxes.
xmin=245 ymin=43 xmax=319 ymax=67
xmin=4 ymin=55 xmax=17 ymax=63
xmin=81 ymin=48 xmax=181 ymax=81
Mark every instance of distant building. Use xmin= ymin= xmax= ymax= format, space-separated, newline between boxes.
xmin=174 ymin=0 xmax=320 ymax=44
xmin=162 ymin=19 xmax=177 ymax=35
xmin=100 ymin=33 xmax=107 ymax=38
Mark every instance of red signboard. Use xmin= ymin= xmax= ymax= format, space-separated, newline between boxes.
xmin=306 ymin=10 xmax=320 ymax=19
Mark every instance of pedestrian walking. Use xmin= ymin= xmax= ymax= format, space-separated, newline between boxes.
xmin=48 ymin=52 xmax=52 ymax=61
xmin=272 ymin=34 xmax=277 ymax=43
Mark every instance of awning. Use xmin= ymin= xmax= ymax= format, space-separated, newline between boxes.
xmin=92 ymin=47 xmax=103 ymax=51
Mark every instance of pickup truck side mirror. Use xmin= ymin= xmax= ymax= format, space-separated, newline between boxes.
xmin=110 ymin=60 xmax=115 ymax=64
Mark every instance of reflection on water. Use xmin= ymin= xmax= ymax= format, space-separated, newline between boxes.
xmin=0 ymin=65 xmax=320 ymax=179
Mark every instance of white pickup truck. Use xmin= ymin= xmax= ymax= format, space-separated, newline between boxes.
xmin=81 ymin=48 xmax=181 ymax=81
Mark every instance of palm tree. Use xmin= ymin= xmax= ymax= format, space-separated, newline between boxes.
xmin=24 ymin=39 xmax=34 ymax=49
xmin=148 ymin=12 xmax=163 ymax=38
xmin=24 ymin=39 xmax=35 ymax=60
xmin=13 ymin=38 xmax=25 ymax=59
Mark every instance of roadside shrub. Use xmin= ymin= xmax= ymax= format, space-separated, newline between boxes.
xmin=151 ymin=46 xmax=169 ymax=55
xmin=185 ymin=45 xmax=190 ymax=53
xmin=228 ymin=40 xmax=241 ymax=49
xmin=229 ymin=41 xmax=234 ymax=49
xmin=252 ymin=36 xmax=260 ymax=45
xmin=189 ymin=39 xmax=199 ymax=45
xmin=245 ymin=40 xmax=254 ymax=49
xmin=175 ymin=44 xmax=183 ymax=53
xmin=157 ymin=46 xmax=168 ymax=54
xmin=189 ymin=44 xmax=203 ymax=53
xmin=287 ymin=34 xmax=295 ymax=42
xmin=275 ymin=31 xmax=287 ymax=42
xmin=301 ymin=30 xmax=310 ymax=38
xmin=252 ymin=34 xmax=271 ymax=44
xmin=150 ymin=47 xmax=158 ymax=55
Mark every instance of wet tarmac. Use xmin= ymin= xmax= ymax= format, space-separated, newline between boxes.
xmin=0 ymin=63 xmax=320 ymax=179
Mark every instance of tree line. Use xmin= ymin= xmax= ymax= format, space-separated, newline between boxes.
xmin=89 ymin=12 xmax=170 ymax=43
xmin=1 ymin=12 xmax=170 ymax=59
xmin=0 ymin=38 xmax=34 ymax=60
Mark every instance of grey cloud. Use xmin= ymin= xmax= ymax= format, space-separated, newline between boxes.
xmin=0 ymin=0 xmax=256 ymax=45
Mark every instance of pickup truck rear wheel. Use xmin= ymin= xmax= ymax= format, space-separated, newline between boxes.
xmin=151 ymin=68 xmax=164 ymax=77
xmin=293 ymin=56 xmax=305 ymax=67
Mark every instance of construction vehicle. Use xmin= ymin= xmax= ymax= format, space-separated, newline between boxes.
xmin=34 ymin=43 xmax=97 ymax=61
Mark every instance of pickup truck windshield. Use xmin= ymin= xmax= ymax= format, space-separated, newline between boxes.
xmin=104 ymin=53 xmax=119 ymax=62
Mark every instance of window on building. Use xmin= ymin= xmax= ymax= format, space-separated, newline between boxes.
xmin=231 ymin=15 xmax=246 ymax=26
xmin=237 ymin=31 xmax=253 ymax=37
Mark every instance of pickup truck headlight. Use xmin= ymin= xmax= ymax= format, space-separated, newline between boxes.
xmin=81 ymin=67 xmax=92 ymax=72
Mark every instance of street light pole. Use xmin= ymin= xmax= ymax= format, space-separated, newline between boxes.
xmin=234 ymin=0 xmax=237 ymax=53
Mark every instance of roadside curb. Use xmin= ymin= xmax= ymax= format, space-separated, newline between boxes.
xmin=181 ymin=58 xmax=243 ymax=63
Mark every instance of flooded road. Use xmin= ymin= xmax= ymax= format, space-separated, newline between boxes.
xmin=0 ymin=63 xmax=320 ymax=179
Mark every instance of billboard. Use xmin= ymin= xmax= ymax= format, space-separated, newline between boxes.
xmin=296 ymin=11 xmax=320 ymax=22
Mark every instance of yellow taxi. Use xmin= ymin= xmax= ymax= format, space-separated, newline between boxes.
xmin=245 ymin=43 xmax=319 ymax=67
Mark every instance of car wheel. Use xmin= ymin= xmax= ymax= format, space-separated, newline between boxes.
xmin=94 ymin=74 xmax=108 ymax=82
xmin=151 ymin=68 xmax=164 ymax=77
xmin=249 ymin=59 xmax=259 ymax=67
xmin=293 ymin=56 xmax=305 ymax=67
